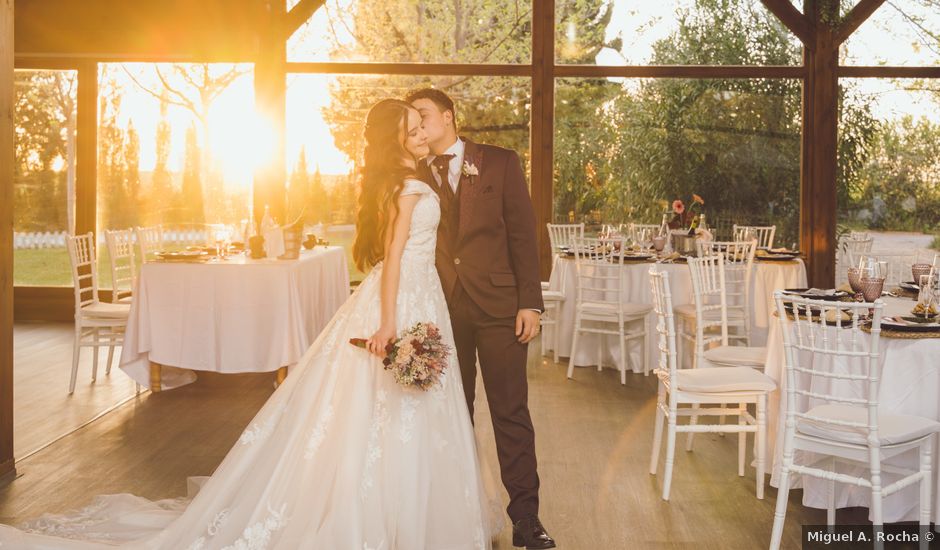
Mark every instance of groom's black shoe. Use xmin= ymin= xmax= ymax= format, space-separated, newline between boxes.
xmin=512 ymin=516 xmax=556 ymax=549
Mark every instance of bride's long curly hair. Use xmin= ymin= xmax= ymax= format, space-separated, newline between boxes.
xmin=352 ymin=99 xmax=418 ymax=272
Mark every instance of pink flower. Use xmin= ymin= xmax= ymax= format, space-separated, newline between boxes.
xmin=672 ymin=200 xmax=685 ymax=215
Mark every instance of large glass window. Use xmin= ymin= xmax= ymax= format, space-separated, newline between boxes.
xmin=557 ymin=0 xmax=801 ymax=66
xmin=841 ymin=2 xmax=939 ymax=66
xmin=13 ymin=69 xmax=78 ymax=287
xmin=286 ymin=73 xmax=531 ymax=282
xmin=555 ymin=76 xmax=802 ymax=245
xmin=838 ymin=79 xmax=940 ymax=256
xmin=288 ymin=0 xmax=531 ymax=64
xmin=95 ymin=63 xmax=256 ymax=286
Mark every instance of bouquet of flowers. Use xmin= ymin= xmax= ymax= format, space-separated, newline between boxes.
xmin=350 ymin=322 xmax=450 ymax=391
xmin=667 ymin=194 xmax=705 ymax=233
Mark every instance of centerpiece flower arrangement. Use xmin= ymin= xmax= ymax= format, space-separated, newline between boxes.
xmin=667 ymin=194 xmax=705 ymax=235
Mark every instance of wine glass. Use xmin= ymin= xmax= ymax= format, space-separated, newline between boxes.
xmin=847 ymin=267 xmax=863 ymax=300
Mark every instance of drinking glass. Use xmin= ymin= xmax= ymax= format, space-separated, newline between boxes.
xmin=859 ymin=276 xmax=885 ymax=302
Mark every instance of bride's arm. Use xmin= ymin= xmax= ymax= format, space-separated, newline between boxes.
xmin=366 ymin=193 xmax=420 ymax=356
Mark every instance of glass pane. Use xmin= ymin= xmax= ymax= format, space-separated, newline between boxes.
xmin=555 ymin=77 xmax=802 ymax=246
xmin=841 ymin=2 xmax=939 ymax=66
xmin=13 ymin=69 xmax=78 ymax=287
xmin=288 ymin=0 xmax=531 ymax=63
xmin=559 ymin=0 xmax=801 ymax=65
xmin=96 ymin=63 xmax=256 ymax=288
xmin=286 ymin=73 xmax=531 ymax=282
xmin=838 ymin=79 xmax=940 ymax=262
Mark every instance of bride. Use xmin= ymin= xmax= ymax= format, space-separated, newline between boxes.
xmin=0 ymin=99 xmax=501 ymax=549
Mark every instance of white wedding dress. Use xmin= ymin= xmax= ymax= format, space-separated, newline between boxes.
xmin=0 ymin=178 xmax=501 ymax=549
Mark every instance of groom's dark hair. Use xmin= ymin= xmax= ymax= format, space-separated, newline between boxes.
xmin=405 ymin=87 xmax=457 ymax=131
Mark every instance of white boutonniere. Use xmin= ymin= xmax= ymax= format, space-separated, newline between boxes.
xmin=462 ymin=161 xmax=479 ymax=178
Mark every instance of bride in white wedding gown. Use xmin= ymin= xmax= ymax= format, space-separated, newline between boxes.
xmin=0 ymin=99 xmax=501 ymax=549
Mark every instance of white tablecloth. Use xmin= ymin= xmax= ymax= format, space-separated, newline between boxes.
xmin=546 ymin=257 xmax=807 ymax=372
xmin=120 ymin=247 xmax=350 ymax=390
xmin=766 ymin=296 xmax=940 ymax=523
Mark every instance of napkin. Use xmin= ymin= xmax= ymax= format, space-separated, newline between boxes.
xmin=836 ymin=283 xmax=852 ymax=293
xmin=803 ymin=288 xmax=838 ymax=297
xmin=263 ymin=226 xmax=285 ymax=259
xmin=824 ymin=309 xmax=851 ymax=323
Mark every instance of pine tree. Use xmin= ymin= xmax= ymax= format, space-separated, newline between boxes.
xmin=181 ymin=123 xmax=205 ymax=223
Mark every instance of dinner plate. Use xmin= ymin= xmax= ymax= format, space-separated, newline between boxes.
xmin=757 ymin=253 xmax=799 ymax=261
xmin=881 ymin=316 xmax=940 ymax=333
xmin=899 ymin=281 xmax=920 ymax=293
xmin=782 ymin=288 xmax=850 ymax=301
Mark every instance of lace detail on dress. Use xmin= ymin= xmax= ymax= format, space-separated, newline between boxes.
xmin=303 ymin=404 xmax=334 ymax=459
xmin=219 ymin=503 xmax=287 ymax=550
xmin=360 ymin=389 xmax=390 ymax=497
xmin=238 ymin=403 xmax=287 ymax=446
xmin=398 ymin=396 xmax=419 ymax=443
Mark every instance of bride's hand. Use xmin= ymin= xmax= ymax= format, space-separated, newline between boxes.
xmin=367 ymin=325 xmax=396 ymax=357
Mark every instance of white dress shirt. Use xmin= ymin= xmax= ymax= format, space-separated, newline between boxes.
xmin=427 ymin=138 xmax=465 ymax=194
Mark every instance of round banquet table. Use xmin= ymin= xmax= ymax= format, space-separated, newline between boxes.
xmin=545 ymin=256 xmax=807 ymax=373
xmin=765 ymin=295 xmax=940 ymax=523
xmin=119 ymin=246 xmax=350 ymax=391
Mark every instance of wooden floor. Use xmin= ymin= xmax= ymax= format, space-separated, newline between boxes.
xmin=13 ymin=322 xmax=139 ymax=458
xmin=2 ymin=324 xmax=857 ymax=549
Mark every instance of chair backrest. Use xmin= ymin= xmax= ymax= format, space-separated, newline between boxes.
xmin=839 ymin=234 xmax=874 ymax=284
xmin=105 ymin=229 xmax=136 ymax=303
xmin=135 ymin=226 xmax=163 ymax=262
xmin=773 ymin=291 xmax=885 ymax=448
xmin=733 ymin=224 xmax=776 ymax=249
xmin=698 ymin=239 xmax=757 ymax=311
xmin=864 ymin=250 xmax=918 ymax=287
xmin=67 ymin=232 xmax=100 ymax=313
xmin=687 ymin=254 xmax=730 ymax=359
xmin=547 ymin=223 xmax=584 ymax=252
xmin=571 ymin=236 xmax=625 ymax=313
xmin=629 ymin=223 xmax=661 ymax=244
xmin=649 ymin=267 xmax=680 ymax=386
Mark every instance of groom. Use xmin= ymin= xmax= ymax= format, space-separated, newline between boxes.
xmin=406 ymin=88 xmax=555 ymax=550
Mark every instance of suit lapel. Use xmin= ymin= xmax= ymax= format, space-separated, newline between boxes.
xmin=456 ymin=138 xmax=483 ymax=241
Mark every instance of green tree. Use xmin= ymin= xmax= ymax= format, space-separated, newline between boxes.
xmin=148 ymin=92 xmax=176 ymax=225
xmin=180 ymin=124 xmax=206 ymax=223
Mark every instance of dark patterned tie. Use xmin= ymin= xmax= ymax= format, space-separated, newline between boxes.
xmin=432 ymin=154 xmax=456 ymax=210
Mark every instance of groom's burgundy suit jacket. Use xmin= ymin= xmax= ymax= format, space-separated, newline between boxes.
xmin=423 ymin=138 xmax=544 ymax=319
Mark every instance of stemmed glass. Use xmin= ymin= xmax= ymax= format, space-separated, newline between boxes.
xmin=857 ymin=256 xmax=886 ymax=303
xmin=916 ymin=273 xmax=939 ymax=319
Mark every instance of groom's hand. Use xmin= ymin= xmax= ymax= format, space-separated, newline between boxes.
xmin=515 ymin=309 xmax=541 ymax=344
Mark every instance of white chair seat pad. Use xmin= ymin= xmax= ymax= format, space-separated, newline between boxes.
xmin=704 ymin=345 xmax=767 ymax=367
xmin=542 ymin=290 xmax=565 ymax=301
xmin=798 ymin=404 xmax=940 ymax=446
xmin=676 ymin=366 xmax=776 ymax=393
xmin=674 ymin=303 xmax=745 ymax=319
xmin=82 ymin=302 xmax=131 ymax=319
xmin=579 ymin=301 xmax=652 ymax=317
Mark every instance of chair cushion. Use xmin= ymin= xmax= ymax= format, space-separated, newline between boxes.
xmin=82 ymin=302 xmax=131 ymax=319
xmin=579 ymin=301 xmax=652 ymax=317
xmin=704 ymin=345 xmax=767 ymax=367
xmin=798 ymin=404 xmax=940 ymax=446
xmin=542 ymin=290 xmax=565 ymax=302
xmin=675 ymin=303 xmax=744 ymax=319
xmin=675 ymin=366 xmax=777 ymax=393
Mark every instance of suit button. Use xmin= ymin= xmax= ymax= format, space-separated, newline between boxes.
xmin=454 ymin=258 xmax=461 ymax=265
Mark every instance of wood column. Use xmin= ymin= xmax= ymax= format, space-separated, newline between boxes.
xmin=0 ymin=0 xmax=16 ymax=482
xmin=531 ymin=0 xmax=554 ymax=280
xmin=252 ymin=0 xmax=287 ymax=227
xmin=75 ymin=61 xmax=98 ymax=238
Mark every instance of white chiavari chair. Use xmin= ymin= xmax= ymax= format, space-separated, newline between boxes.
xmin=104 ymin=229 xmax=137 ymax=305
xmin=135 ymin=225 xmax=163 ymax=262
xmin=733 ymin=224 xmax=776 ymax=249
xmin=629 ymin=223 xmax=662 ymax=245
xmin=545 ymin=223 xmax=585 ymax=292
xmin=67 ymin=233 xmax=132 ymax=394
xmin=838 ymin=232 xmax=873 ymax=285
xmin=769 ymin=292 xmax=939 ymax=550
xmin=677 ymin=239 xmax=758 ymax=346
xmin=567 ymin=236 xmax=651 ymax=383
xmin=648 ymin=268 xmax=776 ymax=501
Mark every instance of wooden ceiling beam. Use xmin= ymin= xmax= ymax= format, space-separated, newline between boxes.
xmin=284 ymin=0 xmax=325 ymax=41
xmin=835 ymin=0 xmax=886 ymax=44
xmin=760 ymin=0 xmax=815 ymax=45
